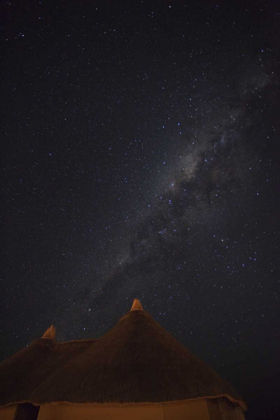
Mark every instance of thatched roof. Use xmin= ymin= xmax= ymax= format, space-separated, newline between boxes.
xmin=0 ymin=334 xmax=96 ymax=407
xmin=0 ymin=300 xmax=246 ymax=411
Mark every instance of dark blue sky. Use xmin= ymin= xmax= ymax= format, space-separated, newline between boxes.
xmin=1 ymin=1 xmax=280 ymax=419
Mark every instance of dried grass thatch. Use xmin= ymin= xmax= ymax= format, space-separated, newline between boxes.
xmin=0 ymin=335 xmax=96 ymax=407
xmin=0 ymin=301 xmax=246 ymax=411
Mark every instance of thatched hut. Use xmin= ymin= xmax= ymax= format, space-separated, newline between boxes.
xmin=0 ymin=299 xmax=246 ymax=419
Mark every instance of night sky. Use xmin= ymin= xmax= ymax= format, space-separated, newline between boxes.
xmin=1 ymin=1 xmax=280 ymax=419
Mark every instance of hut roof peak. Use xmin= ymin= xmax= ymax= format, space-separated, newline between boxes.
xmin=42 ymin=325 xmax=56 ymax=340
xmin=130 ymin=299 xmax=143 ymax=311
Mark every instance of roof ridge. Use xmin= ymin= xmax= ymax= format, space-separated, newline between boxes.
xmin=130 ymin=299 xmax=143 ymax=311
xmin=42 ymin=325 xmax=56 ymax=340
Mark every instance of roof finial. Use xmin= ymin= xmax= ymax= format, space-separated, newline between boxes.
xmin=130 ymin=299 xmax=143 ymax=311
xmin=42 ymin=325 xmax=56 ymax=339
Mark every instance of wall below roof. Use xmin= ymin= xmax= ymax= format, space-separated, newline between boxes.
xmin=0 ymin=399 xmax=245 ymax=420
xmin=0 ymin=405 xmax=16 ymax=420
xmin=38 ymin=400 xmax=207 ymax=420
xmin=37 ymin=398 xmax=244 ymax=420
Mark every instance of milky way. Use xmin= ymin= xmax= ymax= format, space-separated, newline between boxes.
xmin=56 ymin=61 xmax=276 ymax=338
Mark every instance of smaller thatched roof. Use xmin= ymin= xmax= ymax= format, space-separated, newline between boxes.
xmin=0 ymin=329 xmax=97 ymax=407
xmin=0 ymin=300 xmax=247 ymax=411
